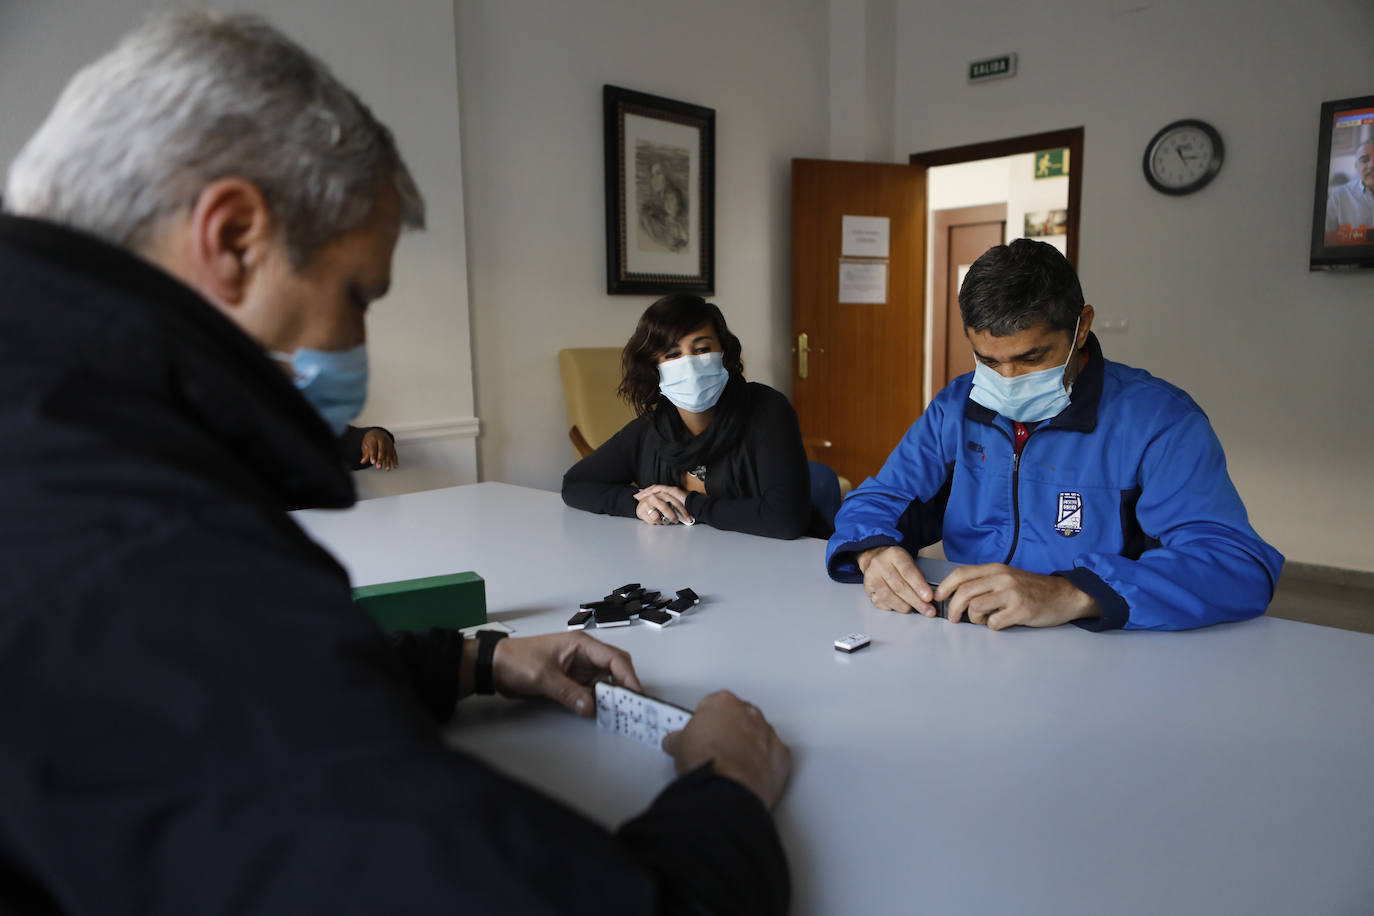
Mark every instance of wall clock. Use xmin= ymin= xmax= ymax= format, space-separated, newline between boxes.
xmin=1143 ymin=119 xmax=1224 ymax=195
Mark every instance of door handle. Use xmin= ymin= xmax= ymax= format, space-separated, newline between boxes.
xmin=795 ymin=332 xmax=824 ymax=379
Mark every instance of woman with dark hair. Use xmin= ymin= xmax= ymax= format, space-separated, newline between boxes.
xmin=561 ymin=295 xmax=812 ymax=539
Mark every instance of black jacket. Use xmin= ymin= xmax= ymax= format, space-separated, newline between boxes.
xmin=0 ymin=215 xmax=788 ymax=915
xmin=561 ymin=383 xmax=812 ymax=539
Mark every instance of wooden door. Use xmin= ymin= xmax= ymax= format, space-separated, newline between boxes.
xmin=791 ymin=159 xmax=926 ymax=487
xmin=931 ymin=204 xmax=1005 ymax=392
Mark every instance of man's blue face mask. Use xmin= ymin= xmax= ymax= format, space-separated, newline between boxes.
xmin=271 ymin=344 xmax=368 ymax=436
xmin=968 ymin=313 xmax=1082 ymax=423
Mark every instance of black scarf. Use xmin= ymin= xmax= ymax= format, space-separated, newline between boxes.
xmin=649 ymin=373 xmax=748 ymax=484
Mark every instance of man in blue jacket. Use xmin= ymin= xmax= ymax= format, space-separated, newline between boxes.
xmin=827 ymin=239 xmax=1282 ymax=631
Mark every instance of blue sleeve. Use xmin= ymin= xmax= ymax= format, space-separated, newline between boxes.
xmin=825 ymin=395 xmax=956 ymax=582
xmin=1066 ymin=410 xmax=1283 ymax=631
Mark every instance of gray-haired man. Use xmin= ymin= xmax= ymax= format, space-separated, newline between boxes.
xmin=0 ymin=12 xmax=788 ymax=913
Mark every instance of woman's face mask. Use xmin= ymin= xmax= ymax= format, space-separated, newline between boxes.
xmin=658 ymin=351 xmax=728 ymax=414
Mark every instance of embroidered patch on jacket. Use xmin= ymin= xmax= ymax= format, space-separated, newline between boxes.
xmin=1055 ymin=492 xmax=1083 ymax=538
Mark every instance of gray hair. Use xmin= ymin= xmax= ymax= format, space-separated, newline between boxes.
xmin=3 ymin=10 xmax=424 ymax=265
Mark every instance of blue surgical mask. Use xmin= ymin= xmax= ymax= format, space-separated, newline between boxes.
xmin=658 ymin=351 xmax=728 ymax=414
xmin=270 ymin=344 xmax=369 ymax=436
xmin=968 ymin=315 xmax=1082 ymax=423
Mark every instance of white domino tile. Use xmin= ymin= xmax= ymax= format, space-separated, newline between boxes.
xmin=594 ymin=682 xmax=692 ymax=749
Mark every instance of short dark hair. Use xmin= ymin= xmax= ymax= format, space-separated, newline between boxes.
xmin=958 ymin=238 xmax=1084 ymax=335
xmin=618 ymin=295 xmax=744 ymax=418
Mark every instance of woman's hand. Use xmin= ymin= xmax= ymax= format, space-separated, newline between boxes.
xmin=634 ymin=484 xmax=694 ymax=525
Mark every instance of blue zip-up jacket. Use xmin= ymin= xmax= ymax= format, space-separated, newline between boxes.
xmin=826 ymin=334 xmax=1283 ymax=631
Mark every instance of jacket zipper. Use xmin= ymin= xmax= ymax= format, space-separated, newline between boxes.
xmin=1004 ymin=451 xmax=1021 ymax=564
xmin=1002 ymin=427 xmax=1032 ymax=565
xmin=982 ymin=420 xmax=1038 ymax=564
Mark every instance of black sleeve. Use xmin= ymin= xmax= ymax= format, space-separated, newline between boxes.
xmin=684 ymin=387 xmax=811 ymax=540
xmin=560 ymin=418 xmax=646 ymax=519
xmin=11 ymin=507 xmax=789 ymax=914
xmin=619 ymin=763 xmax=790 ymax=915
xmin=387 ymin=629 xmax=464 ymax=723
xmin=338 ymin=424 xmax=393 ymax=471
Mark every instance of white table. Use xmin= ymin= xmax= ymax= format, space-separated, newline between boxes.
xmin=295 ymin=483 xmax=1374 ymax=915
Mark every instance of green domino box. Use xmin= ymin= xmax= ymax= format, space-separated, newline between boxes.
xmin=352 ymin=571 xmax=487 ymax=633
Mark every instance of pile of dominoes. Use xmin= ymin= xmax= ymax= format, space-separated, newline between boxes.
xmin=567 ymin=583 xmax=700 ymax=631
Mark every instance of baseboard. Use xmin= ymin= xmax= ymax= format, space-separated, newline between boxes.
xmin=387 ymin=417 xmax=481 ymax=442
xmin=352 ymin=420 xmax=479 ymax=499
xmin=1280 ymin=561 xmax=1374 ymax=591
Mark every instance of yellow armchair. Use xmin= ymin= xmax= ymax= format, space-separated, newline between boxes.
xmin=558 ymin=348 xmax=636 ymax=459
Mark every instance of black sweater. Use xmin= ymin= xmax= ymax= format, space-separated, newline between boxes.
xmin=561 ymin=382 xmax=812 ymax=540
xmin=0 ymin=214 xmax=788 ymax=915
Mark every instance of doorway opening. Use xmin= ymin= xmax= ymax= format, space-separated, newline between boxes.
xmin=910 ymin=128 xmax=1084 ymax=404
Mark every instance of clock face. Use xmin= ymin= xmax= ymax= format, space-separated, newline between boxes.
xmin=1144 ymin=119 xmax=1224 ymax=195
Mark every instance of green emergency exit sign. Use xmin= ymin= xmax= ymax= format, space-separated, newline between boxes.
xmin=1034 ymin=148 xmax=1069 ymax=179
xmin=968 ymin=54 xmax=1017 ymax=83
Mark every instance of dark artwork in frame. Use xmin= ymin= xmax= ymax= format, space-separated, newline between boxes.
xmin=604 ymin=85 xmax=715 ymax=294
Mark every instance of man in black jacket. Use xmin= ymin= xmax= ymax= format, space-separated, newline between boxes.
xmin=0 ymin=11 xmax=790 ymax=914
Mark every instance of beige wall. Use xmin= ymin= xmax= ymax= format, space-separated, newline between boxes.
xmin=895 ymin=0 xmax=1374 ymax=572
xmin=456 ymin=0 xmax=830 ymax=489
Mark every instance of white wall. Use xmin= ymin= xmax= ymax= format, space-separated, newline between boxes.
xmin=895 ymin=0 xmax=1374 ymax=572
xmin=927 ymin=158 xmax=1013 ymax=211
xmin=456 ymin=0 xmax=830 ymax=490
xmin=0 ymin=0 xmax=478 ymax=491
xmin=828 ymin=0 xmax=896 ymax=161
xmin=1004 ymin=152 xmax=1069 ymax=254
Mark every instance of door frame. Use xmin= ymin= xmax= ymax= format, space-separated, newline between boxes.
xmin=930 ymin=203 xmax=1006 ymax=391
xmin=909 ymin=126 xmax=1084 ymax=268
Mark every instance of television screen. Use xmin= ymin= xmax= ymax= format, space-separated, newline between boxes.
xmin=1310 ymin=94 xmax=1374 ymax=270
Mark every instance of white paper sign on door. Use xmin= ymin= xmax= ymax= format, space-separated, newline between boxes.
xmin=838 ymin=260 xmax=888 ymax=304
xmin=841 ymin=215 xmax=890 ymax=258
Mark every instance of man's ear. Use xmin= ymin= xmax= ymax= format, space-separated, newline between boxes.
xmin=185 ymin=178 xmax=275 ymax=307
xmin=1076 ymin=304 xmax=1095 ymax=348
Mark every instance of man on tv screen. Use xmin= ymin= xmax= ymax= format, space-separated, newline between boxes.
xmin=1324 ymin=125 xmax=1374 ymax=245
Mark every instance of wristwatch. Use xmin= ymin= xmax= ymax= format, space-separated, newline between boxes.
xmin=474 ymin=629 xmax=508 ymax=695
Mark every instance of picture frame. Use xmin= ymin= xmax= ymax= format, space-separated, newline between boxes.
xmin=603 ymin=85 xmax=715 ymax=295
xmin=1309 ymin=93 xmax=1374 ymax=270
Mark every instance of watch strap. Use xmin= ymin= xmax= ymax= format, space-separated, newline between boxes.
xmin=474 ymin=629 xmax=508 ymax=695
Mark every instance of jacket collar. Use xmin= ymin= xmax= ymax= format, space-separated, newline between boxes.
xmin=963 ymin=331 xmax=1104 ymax=434
xmin=0 ymin=214 xmax=355 ymax=510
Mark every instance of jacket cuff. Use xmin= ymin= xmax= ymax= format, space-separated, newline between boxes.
xmin=826 ymin=535 xmax=900 ymax=582
xmin=617 ymin=761 xmax=790 ymax=916
xmin=386 ymin=628 xmax=464 ymax=721
xmin=1056 ymin=567 xmax=1129 ymax=631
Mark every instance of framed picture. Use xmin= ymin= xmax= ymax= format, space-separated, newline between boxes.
xmin=604 ymin=85 xmax=715 ymax=295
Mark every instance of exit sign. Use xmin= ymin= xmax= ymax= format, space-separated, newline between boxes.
xmin=968 ymin=54 xmax=1017 ymax=83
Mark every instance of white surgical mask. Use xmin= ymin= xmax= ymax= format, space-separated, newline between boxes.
xmin=968 ymin=315 xmax=1082 ymax=423
xmin=658 ymin=351 xmax=728 ymax=414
